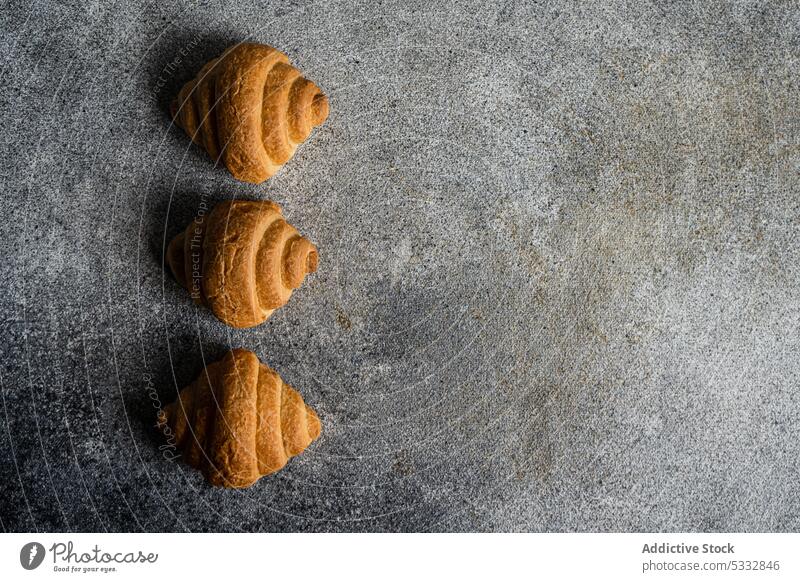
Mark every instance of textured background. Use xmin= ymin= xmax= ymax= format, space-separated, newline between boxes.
xmin=1 ymin=0 xmax=799 ymax=532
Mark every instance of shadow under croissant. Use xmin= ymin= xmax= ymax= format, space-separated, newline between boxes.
xmin=150 ymin=32 xmax=243 ymax=174
xmin=148 ymin=30 xmax=241 ymax=121
xmin=149 ymin=188 xmax=230 ymax=277
xmin=132 ymin=338 xmax=230 ymax=455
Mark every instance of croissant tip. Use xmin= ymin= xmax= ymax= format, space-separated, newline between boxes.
xmin=308 ymin=408 xmax=322 ymax=441
xmin=228 ymin=347 xmax=258 ymax=363
xmin=209 ymin=472 xmax=258 ymax=489
xmin=156 ymin=408 xmax=169 ymax=430
xmin=312 ymin=92 xmax=329 ymax=125
xmin=307 ymin=248 xmax=319 ymax=274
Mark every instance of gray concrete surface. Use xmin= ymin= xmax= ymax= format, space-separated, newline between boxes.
xmin=1 ymin=0 xmax=798 ymax=532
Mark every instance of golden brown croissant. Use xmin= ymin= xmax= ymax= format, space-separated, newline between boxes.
xmin=171 ymin=42 xmax=329 ymax=183
xmin=166 ymin=199 xmax=318 ymax=328
xmin=158 ymin=349 xmax=322 ymax=488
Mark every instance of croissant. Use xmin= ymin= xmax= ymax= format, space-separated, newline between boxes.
xmin=158 ymin=349 xmax=322 ymax=488
xmin=166 ymin=199 xmax=318 ymax=328
xmin=171 ymin=42 xmax=329 ymax=184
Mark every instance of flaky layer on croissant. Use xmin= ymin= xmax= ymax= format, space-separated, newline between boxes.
xmin=166 ymin=199 xmax=318 ymax=328
xmin=158 ymin=349 xmax=322 ymax=488
xmin=171 ymin=42 xmax=329 ymax=184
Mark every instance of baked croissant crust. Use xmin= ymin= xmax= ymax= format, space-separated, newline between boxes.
xmin=171 ymin=42 xmax=329 ymax=183
xmin=166 ymin=199 xmax=318 ymax=328
xmin=158 ymin=349 xmax=322 ymax=488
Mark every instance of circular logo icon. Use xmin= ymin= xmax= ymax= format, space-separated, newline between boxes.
xmin=20 ymin=542 xmax=45 ymax=570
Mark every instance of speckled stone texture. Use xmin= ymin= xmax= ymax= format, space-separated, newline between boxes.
xmin=1 ymin=0 xmax=798 ymax=532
